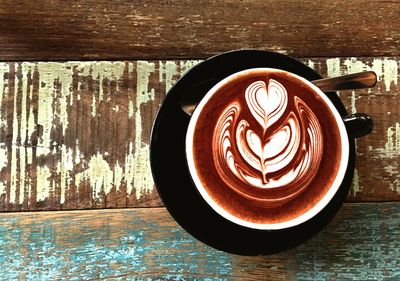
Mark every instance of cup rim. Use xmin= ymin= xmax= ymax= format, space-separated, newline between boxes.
xmin=185 ymin=67 xmax=350 ymax=230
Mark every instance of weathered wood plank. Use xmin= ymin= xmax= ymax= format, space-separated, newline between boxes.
xmin=0 ymin=61 xmax=168 ymax=210
xmin=306 ymin=57 xmax=400 ymax=202
xmin=0 ymin=0 xmax=399 ymax=60
xmin=0 ymin=203 xmax=399 ymax=280
xmin=0 ymin=58 xmax=398 ymax=211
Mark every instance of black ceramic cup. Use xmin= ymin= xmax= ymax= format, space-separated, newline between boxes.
xmin=150 ymin=50 xmax=373 ymax=255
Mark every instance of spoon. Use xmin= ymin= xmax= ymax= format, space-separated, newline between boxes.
xmin=180 ymin=71 xmax=377 ymax=116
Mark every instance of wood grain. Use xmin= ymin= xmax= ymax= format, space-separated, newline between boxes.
xmin=0 ymin=58 xmax=398 ymax=211
xmin=0 ymin=0 xmax=399 ymax=60
xmin=0 ymin=203 xmax=399 ymax=280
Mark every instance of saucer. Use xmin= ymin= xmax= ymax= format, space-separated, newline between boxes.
xmin=150 ymin=50 xmax=356 ymax=255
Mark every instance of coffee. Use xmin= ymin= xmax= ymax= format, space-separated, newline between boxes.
xmin=186 ymin=68 xmax=349 ymax=229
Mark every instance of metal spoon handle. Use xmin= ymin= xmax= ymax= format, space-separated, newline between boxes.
xmin=181 ymin=71 xmax=378 ymax=116
xmin=312 ymin=71 xmax=377 ymax=92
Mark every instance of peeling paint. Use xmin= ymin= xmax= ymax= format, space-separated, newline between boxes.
xmin=0 ymin=63 xmax=8 ymax=198
xmin=306 ymin=60 xmax=315 ymax=69
xmin=36 ymin=166 xmax=52 ymax=202
xmin=34 ymin=62 xmax=127 ymax=202
xmin=386 ymin=162 xmax=400 ymax=193
xmin=18 ymin=63 xmax=35 ymax=204
xmin=6 ymin=59 xmax=395 ymax=209
xmin=124 ymin=142 xmax=136 ymax=196
xmin=343 ymin=58 xmax=370 ymax=114
xmin=342 ymin=58 xmax=398 ymax=93
xmin=129 ymin=61 xmax=156 ymax=198
xmin=350 ymin=90 xmax=357 ymax=114
xmin=77 ymin=62 xmax=126 ymax=119
xmin=0 ymin=145 xmax=6 ymax=170
xmin=180 ymin=60 xmax=202 ymax=76
xmin=159 ymin=61 xmax=178 ymax=92
xmin=128 ymin=62 xmax=136 ymax=119
xmin=10 ymin=70 xmax=19 ymax=204
xmin=158 ymin=60 xmax=202 ymax=93
xmin=75 ymin=152 xmax=114 ymax=198
xmin=1 ymin=61 xmax=167 ymax=205
xmin=128 ymin=100 xmax=134 ymax=118
xmin=18 ymin=146 xmax=25 ymax=206
xmin=72 ymin=61 xmax=160 ymax=200
xmin=76 ymin=61 xmax=125 ymax=120
xmin=91 ymin=95 xmax=97 ymax=117
xmin=74 ymin=140 xmax=82 ymax=165
xmin=17 ymin=62 xmax=73 ymax=204
xmin=384 ymin=123 xmax=400 ymax=158
xmin=343 ymin=58 xmax=368 ymax=74
xmin=114 ymin=162 xmax=124 ymax=191
xmin=37 ymin=63 xmax=73 ymax=154
xmin=326 ymin=58 xmax=342 ymax=78
xmin=372 ymin=122 xmax=400 ymax=194
xmin=0 ymin=63 xmax=9 ymax=128
xmin=0 ymin=148 xmax=6 ymax=195
xmin=384 ymin=163 xmax=398 ymax=177
xmin=58 ymin=145 xmax=74 ymax=204
xmin=352 ymin=168 xmax=361 ymax=196
xmin=76 ymin=61 xmax=125 ymax=102
xmin=0 ymin=181 xmax=5 ymax=196
xmin=389 ymin=179 xmax=400 ymax=194
xmin=371 ymin=59 xmax=383 ymax=87
xmin=382 ymin=59 xmax=398 ymax=91
xmin=27 ymin=104 xmax=35 ymax=143
xmin=18 ymin=143 xmax=26 ymax=206
xmin=327 ymin=58 xmax=399 ymax=113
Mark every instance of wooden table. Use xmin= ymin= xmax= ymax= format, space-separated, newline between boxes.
xmin=0 ymin=1 xmax=399 ymax=279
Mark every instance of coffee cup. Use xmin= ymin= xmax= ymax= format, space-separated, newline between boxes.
xmin=185 ymin=67 xmax=372 ymax=230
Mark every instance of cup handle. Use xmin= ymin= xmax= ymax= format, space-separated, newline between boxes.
xmin=343 ymin=113 xmax=373 ymax=138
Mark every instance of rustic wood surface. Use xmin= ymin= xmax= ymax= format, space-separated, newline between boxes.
xmin=0 ymin=58 xmax=398 ymax=211
xmin=0 ymin=0 xmax=399 ymax=279
xmin=0 ymin=0 xmax=399 ymax=60
xmin=0 ymin=203 xmax=399 ymax=280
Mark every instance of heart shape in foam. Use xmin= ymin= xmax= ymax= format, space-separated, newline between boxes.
xmin=245 ymin=79 xmax=288 ymax=130
xmin=213 ymin=78 xmax=324 ymax=195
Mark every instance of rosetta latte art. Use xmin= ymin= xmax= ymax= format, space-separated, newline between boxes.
xmin=213 ymin=79 xmax=323 ymax=201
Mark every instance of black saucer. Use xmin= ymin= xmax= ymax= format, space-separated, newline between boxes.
xmin=150 ymin=50 xmax=355 ymax=255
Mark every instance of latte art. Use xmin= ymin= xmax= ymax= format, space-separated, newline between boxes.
xmin=187 ymin=68 xmax=346 ymax=228
xmin=213 ymin=79 xmax=323 ymax=203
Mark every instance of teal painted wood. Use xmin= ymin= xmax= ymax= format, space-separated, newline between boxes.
xmin=0 ymin=203 xmax=399 ymax=280
xmin=0 ymin=208 xmax=233 ymax=280
xmin=292 ymin=203 xmax=400 ymax=281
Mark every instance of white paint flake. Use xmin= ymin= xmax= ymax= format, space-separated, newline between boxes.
xmin=75 ymin=152 xmax=114 ymax=199
xmin=306 ymin=60 xmax=315 ymax=69
xmin=128 ymin=61 xmax=156 ymax=198
xmin=352 ymin=168 xmax=361 ymax=196
xmin=0 ymin=145 xmax=7 ymax=170
xmin=159 ymin=61 xmax=178 ymax=93
xmin=0 ymin=144 xmax=7 ymax=196
xmin=326 ymin=58 xmax=342 ymax=78
xmin=0 ymin=63 xmax=9 ymax=128
xmin=342 ymin=57 xmax=398 ymax=93
xmin=384 ymin=123 xmax=400 ymax=158
xmin=10 ymin=71 xmax=19 ymax=204
xmin=36 ymin=165 xmax=52 ymax=202
xmin=57 ymin=144 xmax=74 ymax=204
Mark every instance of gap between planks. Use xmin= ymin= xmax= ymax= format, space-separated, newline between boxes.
xmin=0 ymin=202 xmax=396 ymax=216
